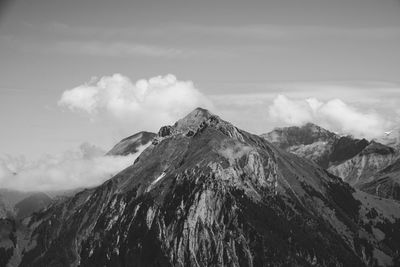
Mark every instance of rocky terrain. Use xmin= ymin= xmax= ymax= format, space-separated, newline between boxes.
xmin=329 ymin=142 xmax=396 ymax=186
xmin=0 ymin=198 xmax=13 ymax=219
xmin=107 ymin=131 xmax=156 ymax=156
xmin=3 ymin=108 xmax=398 ymax=267
xmin=358 ymin=158 xmax=400 ymax=201
xmin=0 ymin=191 xmax=53 ymax=267
xmin=262 ymin=124 xmax=398 ymax=188
xmin=0 ymin=218 xmax=16 ymax=267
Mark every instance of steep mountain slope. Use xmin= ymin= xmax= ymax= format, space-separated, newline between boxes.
xmin=0 ymin=190 xmax=54 ymax=220
xmin=0 ymin=218 xmax=16 ymax=267
xmin=107 ymin=131 xmax=156 ymax=156
xmin=358 ymin=158 xmax=400 ymax=201
xmin=0 ymin=189 xmax=33 ymax=210
xmin=329 ymin=142 xmax=396 ymax=186
xmin=14 ymin=193 xmax=53 ymax=220
xmin=0 ymin=197 xmax=14 ymax=219
xmin=0 ymin=189 xmax=31 ymax=219
xmin=262 ymin=124 xmax=397 ymax=187
xmin=15 ymin=109 xmax=400 ymax=266
xmin=0 ymin=192 xmax=53 ymax=266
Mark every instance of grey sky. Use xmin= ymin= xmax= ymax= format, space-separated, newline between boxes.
xmin=1 ymin=0 xmax=400 ymax=158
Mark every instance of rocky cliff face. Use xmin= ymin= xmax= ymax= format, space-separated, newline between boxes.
xmin=0 ymin=191 xmax=54 ymax=267
xmin=0 ymin=198 xmax=13 ymax=219
xmin=328 ymin=142 xmax=396 ymax=186
xmin=0 ymin=219 xmax=16 ymax=267
xmin=358 ymin=158 xmax=400 ymax=201
xmin=14 ymin=109 xmax=400 ymax=266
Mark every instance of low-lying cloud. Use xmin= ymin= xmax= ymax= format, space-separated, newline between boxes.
xmin=0 ymin=142 xmax=146 ymax=192
xmin=59 ymin=74 xmax=213 ymax=131
xmin=269 ymin=95 xmax=392 ymax=138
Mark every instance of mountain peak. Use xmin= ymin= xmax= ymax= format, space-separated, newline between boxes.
xmin=174 ymin=107 xmax=215 ymax=131
xmin=302 ymin=122 xmax=331 ymax=133
xmin=262 ymin=122 xmax=337 ymax=149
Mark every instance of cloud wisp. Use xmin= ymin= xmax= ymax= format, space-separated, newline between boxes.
xmin=51 ymin=41 xmax=183 ymax=58
xmin=269 ymin=95 xmax=392 ymax=138
xmin=59 ymin=74 xmax=213 ymax=131
xmin=0 ymin=142 xmax=148 ymax=192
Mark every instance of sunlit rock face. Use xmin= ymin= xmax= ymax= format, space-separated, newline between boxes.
xmin=328 ymin=141 xmax=396 ymax=186
xmin=15 ymin=109 xmax=400 ymax=266
xmin=358 ymin=158 xmax=400 ymax=201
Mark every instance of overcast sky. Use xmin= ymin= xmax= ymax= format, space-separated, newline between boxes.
xmin=1 ymin=0 xmax=400 ymax=160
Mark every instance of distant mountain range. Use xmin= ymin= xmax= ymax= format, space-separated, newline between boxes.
xmin=0 ymin=189 xmax=53 ymax=220
xmin=261 ymin=123 xmax=400 ymax=201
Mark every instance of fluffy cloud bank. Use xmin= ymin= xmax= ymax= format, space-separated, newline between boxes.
xmin=269 ymin=95 xmax=392 ymax=138
xmin=58 ymin=74 xmax=213 ymax=130
xmin=0 ymin=143 xmax=147 ymax=192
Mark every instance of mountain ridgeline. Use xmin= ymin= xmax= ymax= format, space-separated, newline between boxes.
xmin=107 ymin=131 xmax=156 ymax=156
xmin=10 ymin=108 xmax=400 ymax=266
xmin=262 ymin=123 xmax=398 ymax=193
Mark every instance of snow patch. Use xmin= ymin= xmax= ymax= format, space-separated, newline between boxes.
xmin=106 ymin=215 xmax=119 ymax=231
xmin=151 ymin=172 xmax=166 ymax=186
xmin=146 ymin=172 xmax=166 ymax=192
xmin=146 ymin=207 xmax=156 ymax=229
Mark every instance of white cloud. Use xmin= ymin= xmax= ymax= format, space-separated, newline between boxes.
xmin=59 ymin=74 xmax=213 ymax=131
xmin=269 ymin=95 xmax=392 ymax=138
xmin=269 ymin=95 xmax=313 ymax=125
xmin=0 ymin=143 xmax=147 ymax=192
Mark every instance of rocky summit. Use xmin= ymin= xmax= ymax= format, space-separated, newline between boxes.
xmin=8 ymin=108 xmax=400 ymax=266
